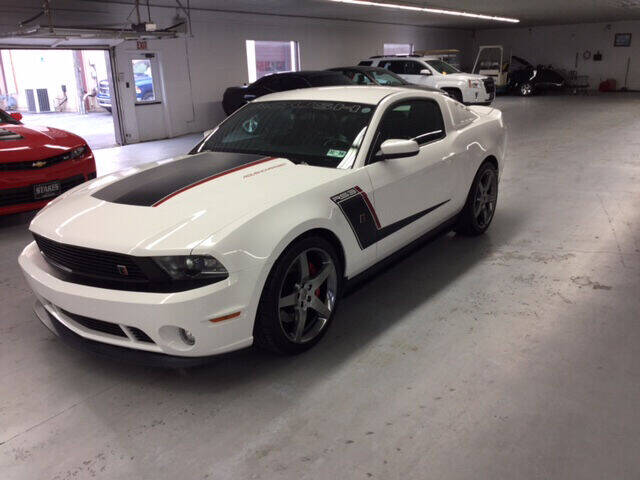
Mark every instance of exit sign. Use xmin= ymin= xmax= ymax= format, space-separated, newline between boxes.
xmin=136 ymin=40 xmax=148 ymax=50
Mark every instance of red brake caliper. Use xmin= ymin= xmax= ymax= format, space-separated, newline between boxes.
xmin=308 ymin=262 xmax=321 ymax=297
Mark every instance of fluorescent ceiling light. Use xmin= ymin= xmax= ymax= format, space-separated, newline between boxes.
xmin=328 ymin=0 xmax=520 ymax=23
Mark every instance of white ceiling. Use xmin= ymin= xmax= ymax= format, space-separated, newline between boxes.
xmin=95 ymin=0 xmax=640 ymax=29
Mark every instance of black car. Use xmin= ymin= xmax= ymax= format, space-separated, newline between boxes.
xmin=327 ymin=66 xmax=448 ymax=96
xmin=507 ymin=56 xmax=566 ymax=96
xmin=222 ymin=71 xmax=353 ymax=115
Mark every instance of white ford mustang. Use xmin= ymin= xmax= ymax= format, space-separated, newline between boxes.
xmin=19 ymin=86 xmax=506 ymax=366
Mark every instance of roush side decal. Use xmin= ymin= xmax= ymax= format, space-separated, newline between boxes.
xmin=331 ymin=186 xmax=450 ymax=250
xmin=92 ymin=152 xmax=272 ymax=207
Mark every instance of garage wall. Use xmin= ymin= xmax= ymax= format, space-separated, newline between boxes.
xmin=474 ymin=21 xmax=640 ymax=90
xmin=0 ymin=1 xmax=473 ymax=143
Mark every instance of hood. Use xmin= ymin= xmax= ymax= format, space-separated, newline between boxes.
xmin=29 ymin=151 xmax=347 ymax=255
xmin=0 ymin=124 xmax=85 ymax=163
xmin=446 ymin=72 xmax=487 ymax=81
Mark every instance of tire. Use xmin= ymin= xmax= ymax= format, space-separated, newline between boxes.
xmin=519 ymin=82 xmax=533 ymax=96
xmin=105 ymin=107 xmax=112 ymax=113
xmin=254 ymin=235 xmax=343 ymax=355
xmin=455 ymin=161 xmax=499 ymax=236
xmin=444 ymin=88 xmax=463 ymax=103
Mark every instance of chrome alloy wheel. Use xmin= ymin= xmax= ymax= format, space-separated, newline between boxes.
xmin=277 ymin=248 xmax=338 ymax=344
xmin=474 ymin=168 xmax=498 ymax=229
xmin=520 ymin=83 xmax=533 ymax=96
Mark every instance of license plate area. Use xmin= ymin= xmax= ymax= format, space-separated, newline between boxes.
xmin=34 ymin=181 xmax=61 ymax=200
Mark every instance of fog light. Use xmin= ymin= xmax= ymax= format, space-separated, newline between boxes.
xmin=179 ymin=328 xmax=195 ymax=346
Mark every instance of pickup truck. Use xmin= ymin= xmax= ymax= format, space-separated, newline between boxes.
xmin=97 ymin=73 xmax=154 ymax=112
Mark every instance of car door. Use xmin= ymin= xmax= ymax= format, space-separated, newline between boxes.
xmin=365 ymin=98 xmax=458 ymax=259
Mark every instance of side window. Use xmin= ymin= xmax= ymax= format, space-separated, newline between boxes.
xmin=351 ymin=72 xmax=374 ymax=85
xmin=384 ymin=61 xmax=405 ymax=74
xmin=358 ymin=61 xmax=373 ymax=66
xmin=404 ymin=61 xmax=424 ymax=75
xmin=373 ymin=99 xmax=445 ymax=156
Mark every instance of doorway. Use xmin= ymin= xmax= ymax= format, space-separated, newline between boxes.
xmin=113 ymin=50 xmax=168 ymax=144
xmin=0 ymin=48 xmax=121 ymax=150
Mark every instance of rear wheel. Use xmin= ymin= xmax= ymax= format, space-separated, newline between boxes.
xmin=455 ymin=162 xmax=498 ymax=236
xmin=519 ymin=82 xmax=533 ymax=96
xmin=254 ymin=235 xmax=342 ymax=354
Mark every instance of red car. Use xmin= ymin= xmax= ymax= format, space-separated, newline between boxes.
xmin=0 ymin=108 xmax=96 ymax=216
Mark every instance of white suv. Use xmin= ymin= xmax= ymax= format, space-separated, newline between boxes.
xmin=360 ymin=55 xmax=494 ymax=105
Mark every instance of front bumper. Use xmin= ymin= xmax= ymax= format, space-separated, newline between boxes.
xmin=465 ymin=88 xmax=494 ymax=105
xmin=20 ymin=241 xmax=261 ymax=359
xmin=0 ymin=156 xmax=95 ymax=216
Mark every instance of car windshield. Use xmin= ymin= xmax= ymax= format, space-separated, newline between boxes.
xmin=195 ymin=100 xmax=375 ymax=168
xmin=426 ymin=60 xmax=459 ymax=74
xmin=370 ymin=70 xmax=406 ymax=86
xmin=0 ymin=109 xmax=20 ymax=125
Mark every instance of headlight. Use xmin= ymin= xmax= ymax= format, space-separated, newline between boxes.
xmin=154 ymin=255 xmax=228 ymax=281
xmin=468 ymin=79 xmax=482 ymax=89
xmin=66 ymin=145 xmax=88 ymax=161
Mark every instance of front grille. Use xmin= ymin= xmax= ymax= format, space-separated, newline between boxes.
xmin=62 ymin=309 xmax=127 ymax=337
xmin=0 ymin=174 xmax=85 ymax=207
xmin=61 ymin=309 xmax=156 ymax=344
xmin=129 ymin=327 xmax=154 ymax=343
xmin=483 ymin=77 xmax=495 ymax=93
xmin=0 ymin=148 xmax=87 ymax=172
xmin=34 ymin=234 xmax=148 ymax=281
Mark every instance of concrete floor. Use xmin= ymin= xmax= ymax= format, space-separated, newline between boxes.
xmin=1 ymin=94 xmax=639 ymax=480
xmin=21 ymin=111 xmax=117 ymax=150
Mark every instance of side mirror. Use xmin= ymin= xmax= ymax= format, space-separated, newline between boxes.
xmin=377 ymin=139 xmax=419 ymax=160
xmin=420 ymin=69 xmax=432 ymax=76
xmin=203 ymin=128 xmax=214 ymax=138
xmin=10 ymin=112 xmax=23 ymax=122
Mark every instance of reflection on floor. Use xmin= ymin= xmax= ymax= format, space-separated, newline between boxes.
xmin=21 ymin=111 xmax=116 ymax=150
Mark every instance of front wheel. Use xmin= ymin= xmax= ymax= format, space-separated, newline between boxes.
xmin=519 ymin=82 xmax=533 ymax=96
xmin=254 ymin=235 xmax=342 ymax=354
xmin=455 ymin=162 xmax=499 ymax=236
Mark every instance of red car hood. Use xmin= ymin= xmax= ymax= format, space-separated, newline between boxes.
xmin=0 ymin=123 xmax=85 ymax=163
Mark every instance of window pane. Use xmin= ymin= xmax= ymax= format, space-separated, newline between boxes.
xmin=246 ymin=40 xmax=299 ymax=83
xmin=404 ymin=61 xmax=424 ymax=75
xmin=199 ymin=101 xmax=375 ymax=168
xmin=131 ymin=59 xmax=155 ymax=102
xmin=384 ymin=43 xmax=413 ymax=55
xmin=370 ymin=71 xmax=404 ymax=86
xmin=377 ymin=100 xmax=445 ymax=147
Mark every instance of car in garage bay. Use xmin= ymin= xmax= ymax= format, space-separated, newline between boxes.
xmin=222 ymin=70 xmax=354 ymax=115
xmin=327 ymin=65 xmax=449 ymax=97
xmin=19 ymin=86 xmax=506 ymax=365
xmin=361 ymin=55 xmax=495 ymax=105
xmin=0 ymin=108 xmax=97 ymax=216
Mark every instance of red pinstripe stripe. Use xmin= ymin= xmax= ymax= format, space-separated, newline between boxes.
xmin=152 ymin=157 xmax=275 ymax=207
xmin=354 ymin=185 xmax=381 ymax=229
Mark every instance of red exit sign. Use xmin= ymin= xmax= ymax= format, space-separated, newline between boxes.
xmin=136 ymin=40 xmax=148 ymax=50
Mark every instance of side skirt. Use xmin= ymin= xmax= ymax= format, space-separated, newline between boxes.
xmin=343 ymin=213 xmax=460 ymax=295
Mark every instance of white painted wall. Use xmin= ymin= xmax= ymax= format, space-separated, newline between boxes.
xmin=1 ymin=2 xmax=473 ymax=143
xmin=474 ymin=20 xmax=640 ymax=90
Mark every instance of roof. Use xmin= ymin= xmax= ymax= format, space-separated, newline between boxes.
xmin=253 ymin=85 xmax=427 ymax=105
xmin=328 ymin=66 xmax=388 ymax=72
xmin=267 ymin=70 xmax=346 ymax=78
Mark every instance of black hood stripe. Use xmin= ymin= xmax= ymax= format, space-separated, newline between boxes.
xmin=332 ymin=186 xmax=449 ymax=249
xmin=93 ymin=151 xmax=268 ymax=207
